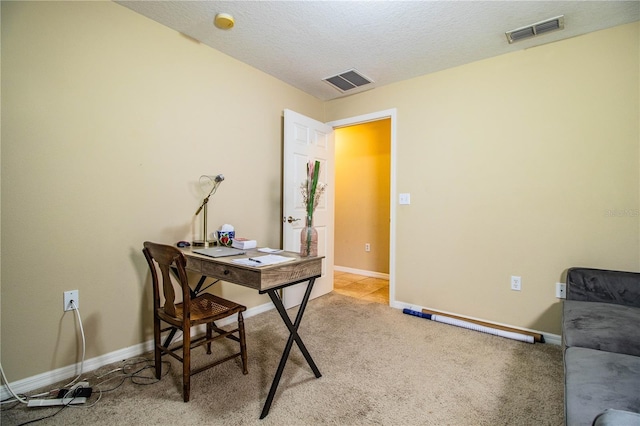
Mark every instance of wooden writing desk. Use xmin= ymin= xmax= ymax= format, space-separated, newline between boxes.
xmin=181 ymin=248 xmax=324 ymax=419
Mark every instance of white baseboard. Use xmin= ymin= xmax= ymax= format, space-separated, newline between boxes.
xmin=334 ymin=265 xmax=389 ymax=280
xmin=0 ymin=301 xmax=275 ymax=401
xmin=392 ymin=300 xmax=562 ymax=346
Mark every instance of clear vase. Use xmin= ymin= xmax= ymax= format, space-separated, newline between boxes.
xmin=300 ymin=215 xmax=318 ymax=257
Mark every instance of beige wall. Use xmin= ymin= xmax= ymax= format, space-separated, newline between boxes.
xmin=0 ymin=1 xmax=323 ymax=381
xmin=326 ymin=22 xmax=640 ymax=336
xmin=334 ymin=120 xmax=390 ymax=274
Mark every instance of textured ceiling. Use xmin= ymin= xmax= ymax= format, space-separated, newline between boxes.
xmin=116 ymin=1 xmax=640 ymax=101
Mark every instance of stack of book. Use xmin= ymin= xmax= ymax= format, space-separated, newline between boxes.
xmin=232 ymin=238 xmax=257 ymax=250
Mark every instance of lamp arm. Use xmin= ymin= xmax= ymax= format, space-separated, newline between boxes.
xmin=194 ymin=180 xmax=221 ymax=216
xmin=195 ymin=196 xmax=210 ymax=216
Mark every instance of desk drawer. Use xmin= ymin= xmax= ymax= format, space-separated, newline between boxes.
xmin=182 ymin=250 xmax=323 ymax=292
xmin=200 ymin=261 xmax=261 ymax=290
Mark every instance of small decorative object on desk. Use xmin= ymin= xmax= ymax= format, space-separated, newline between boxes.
xmin=299 ymin=160 xmax=326 ymax=257
xmin=301 ymin=215 xmax=318 ymax=257
xmin=215 ymin=224 xmax=235 ymax=247
xmin=232 ymin=238 xmax=257 ymax=250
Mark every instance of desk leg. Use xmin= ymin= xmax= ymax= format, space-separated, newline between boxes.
xmin=260 ymin=278 xmax=322 ymax=419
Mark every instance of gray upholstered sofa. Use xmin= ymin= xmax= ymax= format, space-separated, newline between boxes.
xmin=562 ymin=267 xmax=640 ymax=425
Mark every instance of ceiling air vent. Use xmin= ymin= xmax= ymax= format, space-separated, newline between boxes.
xmin=506 ymin=15 xmax=565 ymax=44
xmin=323 ymin=69 xmax=373 ymax=93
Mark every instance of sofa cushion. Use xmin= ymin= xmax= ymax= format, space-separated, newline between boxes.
xmin=563 ymin=300 xmax=640 ymax=357
xmin=565 ymin=347 xmax=640 ymax=426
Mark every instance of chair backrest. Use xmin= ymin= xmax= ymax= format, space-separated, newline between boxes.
xmin=143 ymin=241 xmax=191 ymax=319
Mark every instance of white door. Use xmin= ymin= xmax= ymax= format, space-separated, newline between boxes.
xmin=282 ymin=109 xmax=334 ymax=309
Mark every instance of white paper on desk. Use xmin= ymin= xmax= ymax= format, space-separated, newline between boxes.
xmin=233 ymin=255 xmax=295 ymax=267
xmin=258 ymin=247 xmax=284 ymax=253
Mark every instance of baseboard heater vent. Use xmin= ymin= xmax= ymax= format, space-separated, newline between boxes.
xmin=506 ymin=15 xmax=565 ymax=44
xmin=403 ymin=308 xmax=543 ymax=344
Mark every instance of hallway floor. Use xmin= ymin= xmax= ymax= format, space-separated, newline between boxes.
xmin=333 ymin=271 xmax=389 ymax=305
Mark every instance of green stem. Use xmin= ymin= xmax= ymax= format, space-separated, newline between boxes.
xmin=307 ymin=161 xmax=320 ymax=217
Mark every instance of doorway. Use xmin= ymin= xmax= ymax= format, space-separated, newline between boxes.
xmin=328 ymin=111 xmax=395 ymax=305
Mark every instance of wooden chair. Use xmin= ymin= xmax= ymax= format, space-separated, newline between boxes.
xmin=142 ymin=241 xmax=248 ymax=402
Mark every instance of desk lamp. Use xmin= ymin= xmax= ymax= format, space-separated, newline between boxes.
xmin=193 ymin=174 xmax=224 ymax=247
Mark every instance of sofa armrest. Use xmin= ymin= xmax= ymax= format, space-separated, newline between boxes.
xmin=592 ymin=408 xmax=640 ymax=426
xmin=566 ymin=267 xmax=640 ymax=308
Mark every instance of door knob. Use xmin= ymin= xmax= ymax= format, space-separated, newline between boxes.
xmin=286 ymin=216 xmax=301 ymax=224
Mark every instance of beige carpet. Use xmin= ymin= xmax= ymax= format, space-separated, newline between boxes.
xmin=1 ymin=292 xmax=564 ymax=425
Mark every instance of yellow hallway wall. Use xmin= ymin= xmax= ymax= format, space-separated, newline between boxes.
xmin=1 ymin=1 xmax=323 ymax=381
xmin=334 ymin=120 xmax=391 ymax=274
xmin=326 ymin=22 xmax=640 ymax=335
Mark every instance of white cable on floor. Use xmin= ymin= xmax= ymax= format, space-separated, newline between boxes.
xmin=2 ymin=302 xmax=87 ymax=405
xmin=0 ymin=363 xmax=28 ymax=404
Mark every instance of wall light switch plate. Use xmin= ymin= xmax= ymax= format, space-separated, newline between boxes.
xmin=399 ymin=193 xmax=411 ymax=205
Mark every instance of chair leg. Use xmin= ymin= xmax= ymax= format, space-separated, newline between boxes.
xmin=238 ymin=312 xmax=248 ymax=375
xmin=153 ymin=317 xmax=162 ymax=380
xmin=183 ymin=328 xmax=191 ymax=402
xmin=206 ymin=323 xmax=212 ymax=355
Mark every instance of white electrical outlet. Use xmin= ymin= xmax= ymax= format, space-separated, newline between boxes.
xmin=556 ymin=283 xmax=566 ymax=299
xmin=365 ymin=243 xmax=371 ymax=252
xmin=63 ymin=290 xmax=79 ymax=311
xmin=511 ymin=276 xmax=521 ymax=291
